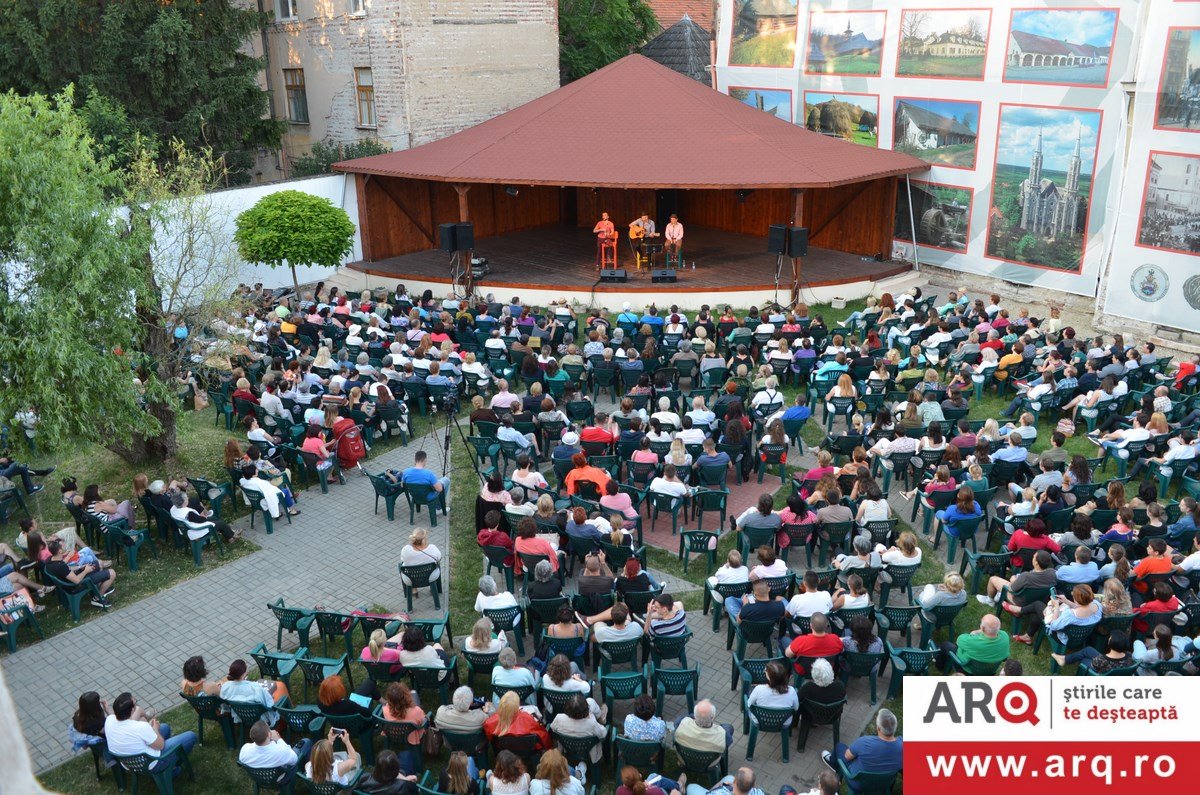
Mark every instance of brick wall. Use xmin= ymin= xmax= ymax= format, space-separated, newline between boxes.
xmin=260 ymin=0 xmax=559 ymax=171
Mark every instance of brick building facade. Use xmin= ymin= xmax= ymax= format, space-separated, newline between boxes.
xmin=247 ymin=0 xmax=559 ymax=180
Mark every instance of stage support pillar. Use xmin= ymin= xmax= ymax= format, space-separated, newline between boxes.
xmin=790 ymin=188 xmax=805 ymax=305
xmin=454 ymin=183 xmax=474 ymax=296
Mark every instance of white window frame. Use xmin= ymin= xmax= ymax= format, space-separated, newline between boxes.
xmin=350 ymin=0 xmax=367 ymax=15
xmin=277 ymin=0 xmax=298 ymax=21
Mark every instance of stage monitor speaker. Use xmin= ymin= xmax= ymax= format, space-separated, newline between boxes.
xmin=455 ymin=222 xmax=474 ymax=251
xmin=767 ymin=224 xmax=788 ymax=255
xmin=788 ymin=227 xmax=809 ymax=258
xmin=600 ymin=268 xmax=628 ymax=283
xmin=651 ymin=268 xmax=677 ymax=283
xmin=438 ymin=222 xmax=458 ymax=253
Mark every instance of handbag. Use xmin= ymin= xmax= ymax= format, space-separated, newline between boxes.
xmin=1055 ymin=418 xmax=1075 ymax=438
xmin=421 ymin=726 xmax=444 ymax=756
xmin=193 ymin=391 xmax=210 ymax=411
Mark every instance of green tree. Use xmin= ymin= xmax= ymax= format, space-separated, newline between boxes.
xmin=1014 ymin=233 xmax=1040 ymax=262
xmin=0 ymin=90 xmax=156 ymax=458
xmin=0 ymin=0 xmax=283 ymax=183
xmin=560 ymin=0 xmax=658 ymax=83
xmin=235 ymin=191 xmax=356 ymax=297
xmin=291 ymin=139 xmax=393 ymax=178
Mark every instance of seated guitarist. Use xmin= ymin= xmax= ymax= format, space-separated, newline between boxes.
xmin=629 ymin=213 xmax=659 ymax=269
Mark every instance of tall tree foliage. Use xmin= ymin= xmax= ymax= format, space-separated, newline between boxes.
xmin=559 ymin=0 xmax=658 ymax=83
xmin=0 ymin=90 xmax=154 ymax=457
xmin=0 ymin=0 xmax=283 ymax=182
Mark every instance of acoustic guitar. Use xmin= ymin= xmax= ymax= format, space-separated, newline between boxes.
xmin=628 ymin=222 xmax=646 ymax=240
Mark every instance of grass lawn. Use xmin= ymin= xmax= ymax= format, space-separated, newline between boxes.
xmin=912 ymin=143 xmax=977 ymax=169
xmin=850 ymin=131 xmax=878 ymax=148
xmin=809 ymin=54 xmax=882 ymax=76
xmin=731 ymin=30 xmax=799 ymax=67
xmin=897 ymin=55 xmax=985 ymax=79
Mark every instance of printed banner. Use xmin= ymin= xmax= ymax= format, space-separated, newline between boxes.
xmin=904 ymin=677 xmax=1200 ymax=794
xmin=1099 ymin=0 xmax=1200 ymax=333
xmin=715 ymin=0 xmax=1148 ymax=297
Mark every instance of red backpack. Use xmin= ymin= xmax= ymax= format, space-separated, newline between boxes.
xmin=332 ymin=417 xmax=366 ymax=467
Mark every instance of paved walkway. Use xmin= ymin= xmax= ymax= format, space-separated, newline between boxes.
xmin=8 ymin=409 xmax=894 ymax=792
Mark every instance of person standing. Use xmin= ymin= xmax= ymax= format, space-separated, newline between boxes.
xmin=593 ymin=213 xmax=616 ymax=269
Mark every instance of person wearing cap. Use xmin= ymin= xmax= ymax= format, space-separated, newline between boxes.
xmin=553 ymin=431 xmax=582 ymax=462
xmin=617 ymin=303 xmax=639 ymax=326
xmin=346 ymin=324 xmax=365 ymax=348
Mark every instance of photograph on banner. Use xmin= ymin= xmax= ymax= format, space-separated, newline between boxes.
xmin=986 ymin=104 xmax=1101 ymax=273
xmin=894 ymin=180 xmax=974 ymax=252
xmin=729 ymin=0 xmax=800 ymax=67
xmin=897 ymin=8 xmax=992 ymax=80
xmin=803 ymin=91 xmax=879 ymax=147
xmin=729 ymin=86 xmax=794 ymax=122
xmin=1003 ymin=8 xmax=1120 ymax=88
xmin=1136 ymin=151 xmax=1200 ymax=256
xmin=805 ymin=10 xmax=887 ymax=76
xmin=1154 ymin=27 xmax=1200 ymax=132
xmin=892 ymin=97 xmax=981 ymax=169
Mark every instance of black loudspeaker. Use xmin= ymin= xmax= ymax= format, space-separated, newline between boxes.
xmin=599 ymin=268 xmax=628 ymax=283
xmin=438 ymin=222 xmax=458 ymax=252
xmin=767 ymin=224 xmax=788 ymax=255
xmin=651 ymin=268 xmax=677 ymax=283
xmin=455 ymin=222 xmax=474 ymax=251
xmin=789 ymin=226 xmax=809 ymax=258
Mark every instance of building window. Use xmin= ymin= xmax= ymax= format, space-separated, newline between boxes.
xmin=355 ymin=67 xmax=376 ymax=128
xmin=350 ymin=0 xmax=366 ymax=14
xmin=277 ymin=0 xmax=298 ymax=20
xmin=283 ymin=68 xmax=309 ymax=123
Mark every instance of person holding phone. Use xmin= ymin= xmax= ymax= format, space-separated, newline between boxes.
xmin=306 ymin=726 xmax=360 ymax=787
xmin=43 ymin=539 xmax=115 ymax=609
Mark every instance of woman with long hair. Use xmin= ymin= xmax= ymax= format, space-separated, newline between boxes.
xmin=483 ymin=691 xmax=551 ymax=749
xmin=745 ymin=661 xmax=798 ymax=727
xmin=306 ymin=729 xmax=360 ymax=786
xmin=438 ymin=751 xmax=480 ymax=795
xmin=488 ymin=751 xmax=531 ymax=795
xmin=530 ymin=749 xmax=585 ymax=795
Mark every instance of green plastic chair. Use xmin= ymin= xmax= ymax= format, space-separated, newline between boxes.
xmin=692 ymin=488 xmax=729 ymax=533
xmin=796 ymin=697 xmax=845 ymax=752
xmin=651 ymin=663 xmax=700 ymax=713
xmin=840 ymin=649 xmax=887 ymax=705
xmin=398 ymin=562 xmax=443 ymax=611
xmin=483 ymin=605 xmax=526 ymax=656
xmin=178 ymin=692 xmax=233 ymax=749
xmin=104 ymin=516 xmax=157 ymax=571
xmin=267 ymin=598 xmax=314 ymax=650
xmin=406 ymin=658 xmax=457 ymax=703
xmin=673 ymin=741 xmax=729 ymax=788
xmin=186 ymin=477 xmax=234 ymax=523
xmin=491 ymin=682 xmax=536 ymax=704
xmin=648 ymin=491 xmax=685 ymax=535
xmin=110 ymin=745 xmax=194 ymax=795
xmin=239 ymin=762 xmax=297 ymax=795
xmin=599 ymin=667 xmax=647 ymax=714
xmin=551 ymin=727 xmax=604 ymax=768
xmin=597 ymin=637 xmax=643 ymax=675
xmin=610 ymin=727 xmax=665 ymax=776
xmin=0 ymin=600 xmax=44 ymax=652
xmin=704 ymin=581 xmax=750 ymax=633
xmin=322 ymin=709 xmax=378 ymax=767
xmin=918 ymin=601 xmax=966 ymax=646
xmin=678 ymin=530 xmax=717 ymax=574
xmin=884 ymin=642 xmax=936 ymax=700
xmin=404 ymin=482 xmax=447 ymax=526
xmin=837 ymin=757 xmax=899 ymax=795
xmin=171 ymin=517 xmax=223 ymax=568
xmin=645 ymin=629 xmax=692 ymax=668
xmin=368 ymin=473 xmax=406 ymax=521
xmin=877 ymin=562 xmax=920 ymax=606
xmin=295 ymin=653 xmax=353 ymax=703
xmin=312 ymin=611 xmax=358 ymax=660
xmin=373 ymin=706 xmax=426 ymax=769
xmin=249 ymin=643 xmax=301 ymax=693
xmin=42 ymin=568 xmax=105 ymax=622
xmin=743 ymin=702 xmax=795 ymax=762
xmin=462 ymin=648 xmax=501 ymax=689
xmin=277 ymin=705 xmax=326 ymax=744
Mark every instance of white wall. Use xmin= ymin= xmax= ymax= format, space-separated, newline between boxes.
xmin=155 ymin=173 xmax=361 ymax=291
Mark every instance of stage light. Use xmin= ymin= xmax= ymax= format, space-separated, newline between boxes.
xmin=505 ymin=186 xmax=520 ymax=197
xmin=736 ymin=189 xmax=755 ymax=203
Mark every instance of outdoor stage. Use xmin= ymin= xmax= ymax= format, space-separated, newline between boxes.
xmin=344 ymin=224 xmax=913 ymax=306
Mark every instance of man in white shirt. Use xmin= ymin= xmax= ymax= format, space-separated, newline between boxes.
xmin=1091 ymin=412 xmax=1151 ymax=456
xmin=240 ymin=719 xmax=311 ymax=778
xmin=648 ymin=464 xmax=689 ymax=500
xmin=676 ymin=416 xmax=708 ymax=446
xmin=686 ymin=396 xmax=716 ymax=432
xmin=1135 ymin=429 xmax=1196 ymax=480
xmin=244 ymin=416 xmax=280 ymax=459
xmin=786 ymin=570 xmax=833 ymax=619
xmin=474 ymin=574 xmax=521 ymax=625
xmin=105 ymin=693 xmax=196 ymax=772
xmin=750 ymin=377 xmax=783 ymax=412
xmin=497 ymin=416 xmax=539 ymax=454
xmin=239 ymin=465 xmax=287 ymax=519
xmin=650 ymin=397 xmax=681 ymax=430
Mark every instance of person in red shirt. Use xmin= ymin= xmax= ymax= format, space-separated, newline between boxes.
xmin=979 ymin=331 xmax=1005 ymax=353
xmin=483 ymin=690 xmax=551 ymax=749
xmin=1132 ymin=581 xmax=1182 ymax=634
xmin=579 ymin=413 xmax=616 ymax=446
xmin=563 ymin=453 xmax=612 ymax=496
xmin=1131 ymin=538 xmax=1175 ymax=595
xmin=1006 ymin=517 xmax=1060 ymax=568
xmin=784 ymin=612 xmax=844 ymax=675
xmin=477 ymin=510 xmax=514 ymax=566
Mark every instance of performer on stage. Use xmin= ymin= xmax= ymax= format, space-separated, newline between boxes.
xmin=629 ymin=213 xmax=658 ymax=239
xmin=664 ymin=214 xmax=684 ymax=256
xmin=593 ymin=212 xmax=616 ymax=268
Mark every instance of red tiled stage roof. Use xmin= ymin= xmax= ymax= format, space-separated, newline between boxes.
xmin=334 ymin=55 xmax=926 ymax=190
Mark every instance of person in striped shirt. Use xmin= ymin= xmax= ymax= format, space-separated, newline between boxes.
xmin=638 ymin=593 xmax=687 ymax=637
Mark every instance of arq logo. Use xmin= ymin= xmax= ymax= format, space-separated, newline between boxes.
xmin=923 ymin=681 xmax=1039 ymax=725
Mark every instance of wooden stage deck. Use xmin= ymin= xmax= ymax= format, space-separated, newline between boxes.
xmin=347 ymin=224 xmax=909 ymax=293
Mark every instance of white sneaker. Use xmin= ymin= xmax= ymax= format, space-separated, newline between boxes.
xmin=975 ymin=594 xmax=995 ymax=606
